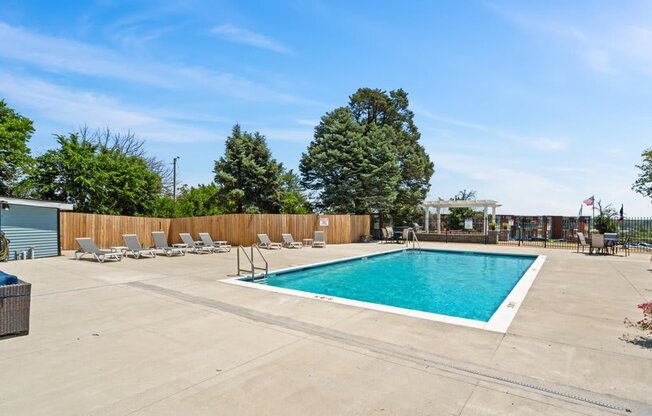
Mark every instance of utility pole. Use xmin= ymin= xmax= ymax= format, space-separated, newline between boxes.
xmin=173 ymin=156 xmax=180 ymax=201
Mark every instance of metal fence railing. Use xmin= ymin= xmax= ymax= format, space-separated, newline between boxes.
xmin=495 ymin=216 xmax=652 ymax=254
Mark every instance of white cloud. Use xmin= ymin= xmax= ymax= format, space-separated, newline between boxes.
xmin=257 ymin=127 xmax=313 ymax=143
xmin=584 ymin=48 xmax=612 ymax=73
xmin=426 ymin=150 xmax=651 ymax=216
xmin=414 ymin=107 xmax=568 ymax=151
xmin=0 ymin=22 xmax=300 ymax=103
xmin=295 ymin=118 xmax=319 ymax=127
xmin=211 ymin=24 xmax=291 ymax=54
xmin=489 ymin=4 xmax=652 ymax=77
xmin=0 ymin=72 xmax=222 ymax=143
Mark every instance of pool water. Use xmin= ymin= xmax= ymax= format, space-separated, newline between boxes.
xmin=260 ymin=249 xmax=536 ymax=322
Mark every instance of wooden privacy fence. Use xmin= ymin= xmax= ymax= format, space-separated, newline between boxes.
xmin=60 ymin=212 xmax=371 ymax=250
xmin=59 ymin=213 xmax=172 ymax=251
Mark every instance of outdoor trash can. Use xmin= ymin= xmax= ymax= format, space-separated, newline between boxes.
xmin=0 ymin=271 xmax=31 ymax=338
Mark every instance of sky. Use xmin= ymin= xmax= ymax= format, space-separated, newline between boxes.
xmin=0 ymin=0 xmax=651 ymax=216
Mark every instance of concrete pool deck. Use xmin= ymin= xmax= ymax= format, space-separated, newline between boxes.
xmin=0 ymin=242 xmax=651 ymax=415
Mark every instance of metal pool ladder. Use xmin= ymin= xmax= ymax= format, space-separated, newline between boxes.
xmin=405 ymin=228 xmax=422 ymax=250
xmin=237 ymin=245 xmax=269 ymax=282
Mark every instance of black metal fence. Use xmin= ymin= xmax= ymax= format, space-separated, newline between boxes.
xmin=496 ymin=216 xmax=652 ymax=254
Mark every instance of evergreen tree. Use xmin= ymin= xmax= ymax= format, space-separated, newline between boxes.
xmin=214 ymin=124 xmax=283 ymax=213
xmin=300 ymin=108 xmax=400 ymax=214
xmin=0 ymin=100 xmax=34 ymax=196
xmin=348 ymin=88 xmax=434 ymax=223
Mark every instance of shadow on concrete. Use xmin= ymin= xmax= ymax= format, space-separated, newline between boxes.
xmin=620 ymin=335 xmax=652 ymax=349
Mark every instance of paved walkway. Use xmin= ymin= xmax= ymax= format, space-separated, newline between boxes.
xmin=0 ymin=242 xmax=651 ymax=415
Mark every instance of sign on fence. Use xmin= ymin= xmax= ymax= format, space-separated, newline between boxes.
xmin=319 ymin=217 xmax=329 ymax=227
xmin=464 ymin=218 xmax=473 ymax=230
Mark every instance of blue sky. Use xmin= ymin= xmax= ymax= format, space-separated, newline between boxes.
xmin=0 ymin=0 xmax=651 ymax=215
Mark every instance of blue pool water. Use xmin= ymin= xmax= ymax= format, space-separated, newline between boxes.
xmin=260 ymin=249 xmax=536 ymax=321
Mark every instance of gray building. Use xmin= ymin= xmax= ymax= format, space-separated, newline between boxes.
xmin=0 ymin=197 xmax=74 ymax=261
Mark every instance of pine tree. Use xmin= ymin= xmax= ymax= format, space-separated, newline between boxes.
xmin=214 ymin=124 xmax=283 ymax=213
xmin=300 ymin=88 xmax=433 ymax=220
xmin=300 ymin=108 xmax=400 ymax=213
xmin=349 ymin=88 xmax=434 ymax=223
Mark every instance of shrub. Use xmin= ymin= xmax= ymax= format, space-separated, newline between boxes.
xmin=624 ymin=301 xmax=652 ymax=335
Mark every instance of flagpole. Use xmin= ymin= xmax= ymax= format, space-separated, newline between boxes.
xmin=591 ymin=203 xmax=595 ymax=236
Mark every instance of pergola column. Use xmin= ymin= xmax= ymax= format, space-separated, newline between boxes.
xmin=423 ymin=206 xmax=429 ymax=233
xmin=420 ymin=200 xmax=501 ymax=236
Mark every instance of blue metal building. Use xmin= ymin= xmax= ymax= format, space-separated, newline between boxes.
xmin=0 ymin=197 xmax=74 ymax=261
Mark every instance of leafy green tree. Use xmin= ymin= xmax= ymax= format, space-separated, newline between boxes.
xmin=146 ymin=184 xmax=227 ymax=218
xmin=445 ymin=189 xmax=478 ymax=230
xmin=0 ymin=100 xmax=34 ymax=196
xmin=300 ymin=108 xmax=400 ymax=214
xmin=31 ymin=133 xmax=162 ymax=215
xmin=175 ymin=184 xmax=225 ymax=217
xmin=348 ymin=88 xmax=434 ymax=223
xmin=593 ymin=200 xmax=618 ymax=234
xmin=633 ymin=148 xmax=652 ymax=201
xmin=280 ymin=170 xmax=311 ymax=214
xmin=214 ymin=124 xmax=283 ymax=213
xmin=82 ymin=126 xmax=174 ymax=194
xmin=148 ymin=194 xmax=177 ymax=218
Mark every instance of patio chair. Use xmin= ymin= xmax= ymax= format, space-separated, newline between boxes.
xmin=198 ymin=232 xmax=231 ymax=253
xmin=179 ymin=233 xmax=213 ymax=254
xmin=313 ymin=231 xmax=326 ymax=248
xmin=589 ymin=234 xmax=605 ymax=255
xmin=74 ymin=237 xmax=122 ymax=263
xmin=576 ymin=232 xmax=589 ymax=253
xmin=257 ymin=234 xmax=282 ymax=250
xmin=122 ymin=234 xmax=156 ymax=259
xmin=381 ymin=227 xmax=390 ymax=244
xmin=620 ymin=235 xmax=631 ymax=257
xmin=281 ymin=233 xmax=303 ymax=249
xmin=152 ymin=231 xmax=186 ymax=257
xmin=385 ymin=226 xmax=400 ymax=243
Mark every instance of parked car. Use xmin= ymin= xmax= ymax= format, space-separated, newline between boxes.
xmin=623 ymin=242 xmax=652 ymax=250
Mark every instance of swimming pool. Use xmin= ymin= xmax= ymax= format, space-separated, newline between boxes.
xmin=226 ymin=248 xmax=545 ymax=332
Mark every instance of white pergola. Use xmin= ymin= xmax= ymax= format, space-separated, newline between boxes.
xmin=420 ymin=199 xmax=502 ymax=235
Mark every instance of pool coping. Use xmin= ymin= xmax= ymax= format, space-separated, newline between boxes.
xmin=222 ymin=247 xmax=546 ymax=333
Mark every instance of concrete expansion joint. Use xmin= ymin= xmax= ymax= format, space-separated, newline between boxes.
xmin=126 ymin=280 xmax=651 ymax=415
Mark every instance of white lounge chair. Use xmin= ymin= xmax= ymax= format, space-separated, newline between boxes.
xmin=313 ymin=231 xmax=326 ymax=248
xmin=152 ymin=231 xmax=186 ymax=256
xmin=122 ymin=234 xmax=156 ymax=259
xmin=257 ymin=234 xmax=282 ymax=250
xmin=179 ymin=233 xmax=213 ymax=254
xmin=198 ymin=232 xmax=231 ymax=253
xmin=281 ymin=233 xmax=303 ymax=249
xmin=74 ymin=237 xmax=122 ymax=263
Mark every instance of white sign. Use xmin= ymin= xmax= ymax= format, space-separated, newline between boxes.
xmin=508 ymin=219 xmax=514 ymax=227
xmin=319 ymin=217 xmax=329 ymax=227
xmin=464 ymin=218 xmax=473 ymax=230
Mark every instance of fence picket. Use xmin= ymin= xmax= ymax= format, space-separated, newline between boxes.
xmin=59 ymin=213 xmax=371 ymax=250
